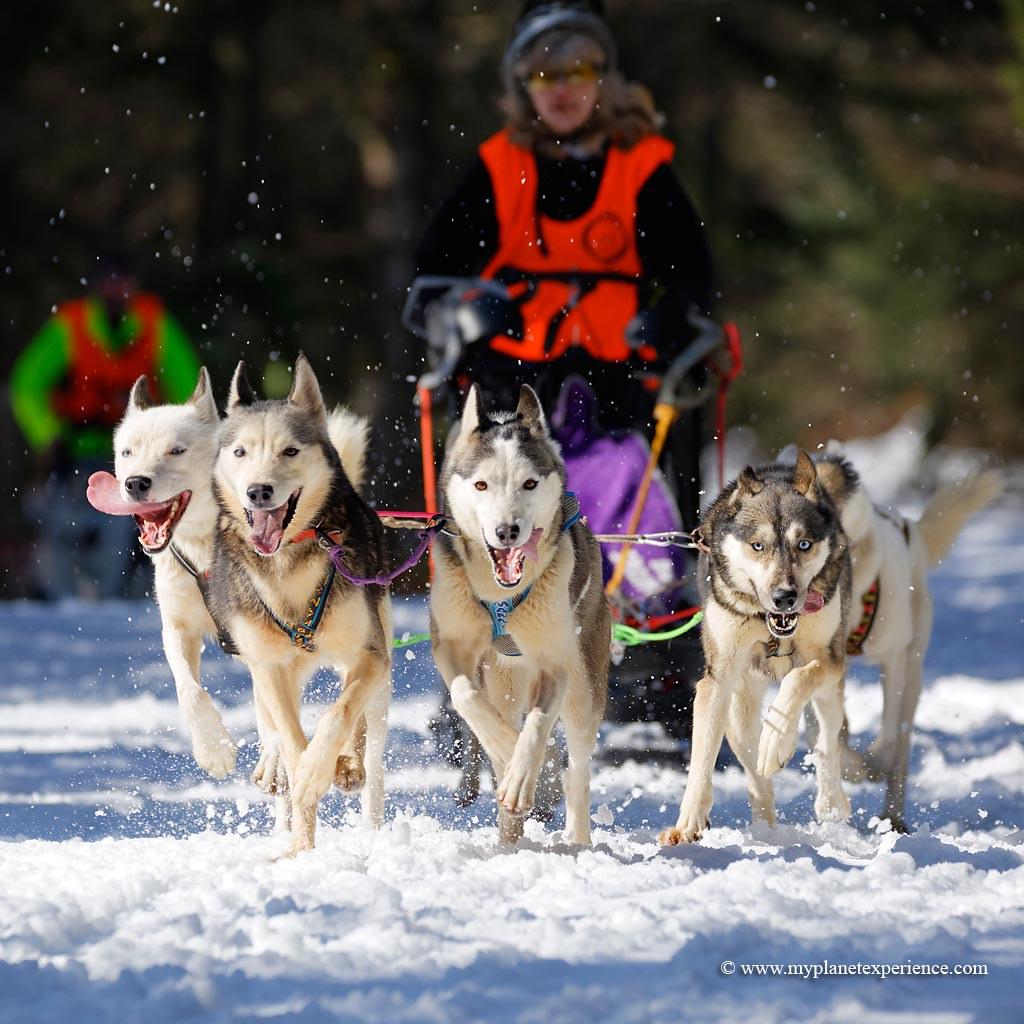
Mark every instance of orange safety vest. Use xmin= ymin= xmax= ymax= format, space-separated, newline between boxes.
xmin=51 ymin=294 xmax=164 ymax=426
xmin=479 ymin=129 xmax=674 ymax=363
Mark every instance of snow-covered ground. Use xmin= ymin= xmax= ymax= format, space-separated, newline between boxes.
xmin=2 ymin=498 xmax=1023 ymax=1023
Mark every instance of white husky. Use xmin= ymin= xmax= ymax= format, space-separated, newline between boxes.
xmin=87 ymin=369 xmax=236 ymax=777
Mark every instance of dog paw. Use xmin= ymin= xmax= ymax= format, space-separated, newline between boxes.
xmin=757 ymin=705 xmax=798 ymax=776
xmin=496 ymin=762 xmax=538 ymax=818
xmin=814 ymin=786 xmax=852 ymax=822
xmin=191 ymin=721 xmax=237 ymax=779
xmin=291 ymin=749 xmax=335 ymax=808
xmin=333 ymin=754 xmax=366 ymax=793
xmin=658 ymin=820 xmax=706 ymax=845
xmin=252 ymin=748 xmax=288 ymax=795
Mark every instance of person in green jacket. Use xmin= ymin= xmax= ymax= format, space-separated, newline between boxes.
xmin=10 ymin=259 xmax=201 ymax=598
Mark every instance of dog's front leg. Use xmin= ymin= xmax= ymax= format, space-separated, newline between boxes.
xmin=162 ymin=620 xmax=236 ymax=778
xmin=292 ymin=649 xmax=390 ymax=814
xmin=725 ymin=681 xmax=776 ymax=826
xmin=808 ymin=670 xmax=853 ymax=823
xmin=435 ymin=640 xmax=519 ymax=769
xmin=659 ymin=673 xmax=732 ymax=845
xmin=496 ymin=670 xmax=567 ymax=823
xmin=249 ymin=661 xmax=316 ymax=855
xmin=758 ymin=659 xmax=825 ymax=776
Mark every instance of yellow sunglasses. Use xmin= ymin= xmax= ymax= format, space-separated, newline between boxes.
xmin=525 ymin=65 xmax=601 ymax=90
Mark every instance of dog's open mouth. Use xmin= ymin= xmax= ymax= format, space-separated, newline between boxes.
xmin=245 ymin=491 xmax=300 ymax=556
xmin=133 ymin=492 xmax=192 ymax=553
xmin=764 ymin=590 xmax=824 ymax=640
xmin=86 ymin=471 xmax=191 ymax=553
xmin=486 ymin=528 xmax=543 ymax=589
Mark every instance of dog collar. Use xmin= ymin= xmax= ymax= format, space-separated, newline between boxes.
xmin=257 ymin=562 xmax=337 ymax=653
xmin=482 ymin=585 xmax=534 ymax=657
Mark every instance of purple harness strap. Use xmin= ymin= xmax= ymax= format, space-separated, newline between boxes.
xmin=316 ymin=520 xmax=444 ymax=587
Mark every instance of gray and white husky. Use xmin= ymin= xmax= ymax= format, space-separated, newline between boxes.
xmin=430 ymin=384 xmax=609 ymax=846
xmin=207 ymin=355 xmax=391 ymax=857
xmin=87 ymin=369 xmax=236 ymax=778
xmin=659 ymin=450 xmax=854 ymax=845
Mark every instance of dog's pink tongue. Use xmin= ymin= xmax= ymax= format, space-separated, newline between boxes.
xmin=520 ymin=528 xmax=544 ymax=563
xmin=803 ymin=590 xmax=825 ymax=614
xmin=86 ymin=471 xmax=166 ymax=517
xmin=250 ymin=506 xmax=288 ymax=555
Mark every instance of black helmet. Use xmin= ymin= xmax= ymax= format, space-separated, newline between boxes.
xmin=502 ymin=1 xmax=618 ymax=84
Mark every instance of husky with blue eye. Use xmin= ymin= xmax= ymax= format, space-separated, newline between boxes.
xmin=430 ymin=384 xmax=610 ymax=846
xmin=659 ymin=450 xmax=854 ymax=845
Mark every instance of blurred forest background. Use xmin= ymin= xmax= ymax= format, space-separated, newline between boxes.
xmin=2 ymin=1 xmax=1023 ymax=550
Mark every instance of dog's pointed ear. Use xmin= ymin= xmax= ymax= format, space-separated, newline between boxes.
xmin=128 ymin=375 xmax=152 ymax=412
xmin=516 ymin=384 xmax=548 ymax=436
xmin=228 ymin=361 xmax=256 ymax=409
xmin=737 ymin=465 xmax=764 ymax=496
xmin=188 ymin=366 xmax=218 ymax=422
xmin=793 ymin=449 xmax=818 ymax=497
xmin=459 ymin=384 xmax=488 ymax=438
xmin=288 ymin=353 xmax=328 ymax=422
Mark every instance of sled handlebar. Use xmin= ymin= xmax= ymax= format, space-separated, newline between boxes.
xmin=403 ymin=276 xmax=516 ymax=393
xmin=656 ymin=308 xmax=728 ymax=412
xmin=404 ymin=276 xmax=729 ymax=403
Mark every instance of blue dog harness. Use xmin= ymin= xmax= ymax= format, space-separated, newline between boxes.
xmin=481 ymin=492 xmax=582 ymax=658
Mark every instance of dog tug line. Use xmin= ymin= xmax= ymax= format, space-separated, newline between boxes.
xmin=342 ymin=504 xmax=708 ymax=652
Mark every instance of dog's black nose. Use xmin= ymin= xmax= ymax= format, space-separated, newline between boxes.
xmin=124 ymin=475 xmax=152 ymax=499
xmin=772 ymin=588 xmax=798 ymax=612
xmin=247 ymin=483 xmax=275 ymax=507
xmin=495 ymin=522 xmax=520 ymax=546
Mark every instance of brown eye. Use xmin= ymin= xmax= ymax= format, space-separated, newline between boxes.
xmin=474 ymin=481 xmax=488 ymax=491
xmin=523 ymin=479 xmax=537 ymax=490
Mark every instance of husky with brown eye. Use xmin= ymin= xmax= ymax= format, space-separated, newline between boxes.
xmin=430 ymin=383 xmax=609 ymax=847
xmin=208 ymin=353 xmax=391 ymax=859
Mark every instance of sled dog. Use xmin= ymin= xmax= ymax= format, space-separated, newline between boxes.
xmin=659 ymin=450 xmax=853 ymax=845
xmin=430 ymin=384 xmax=610 ymax=845
xmin=815 ymin=450 xmax=1003 ymax=831
xmin=86 ymin=369 xmax=237 ymax=778
xmin=208 ymin=355 xmax=391 ymax=856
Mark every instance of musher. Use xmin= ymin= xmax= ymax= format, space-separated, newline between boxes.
xmin=10 ymin=256 xmax=200 ymax=598
xmin=413 ymin=0 xmax=715 ymax=524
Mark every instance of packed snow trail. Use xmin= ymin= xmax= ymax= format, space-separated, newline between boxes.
xmin=1 ymin=503 xmax=1022 ymax=1023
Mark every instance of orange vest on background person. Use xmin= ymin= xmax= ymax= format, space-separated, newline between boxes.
xmin=479 ymin=128 xmax=675 ymax=363
xmin=51 ymin=294 xmax=164 ymax=426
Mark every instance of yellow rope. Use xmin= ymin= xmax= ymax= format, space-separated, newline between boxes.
xmin=604 ymin=402 xmax=679 ymax=597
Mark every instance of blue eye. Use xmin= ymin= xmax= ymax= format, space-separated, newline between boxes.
xmin=283 ymin=447 xmax=299 ymax=458
xmin=751 ymin=541 xmax=764 ymax=552
xmin=233 ymin=447 xmax=245 ymax=458
xmin=797 ymin=539 xmax=812 ymax=551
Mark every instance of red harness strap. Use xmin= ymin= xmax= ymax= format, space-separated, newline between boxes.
xmin=846 ymin=578 xmax=880 ymax=656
